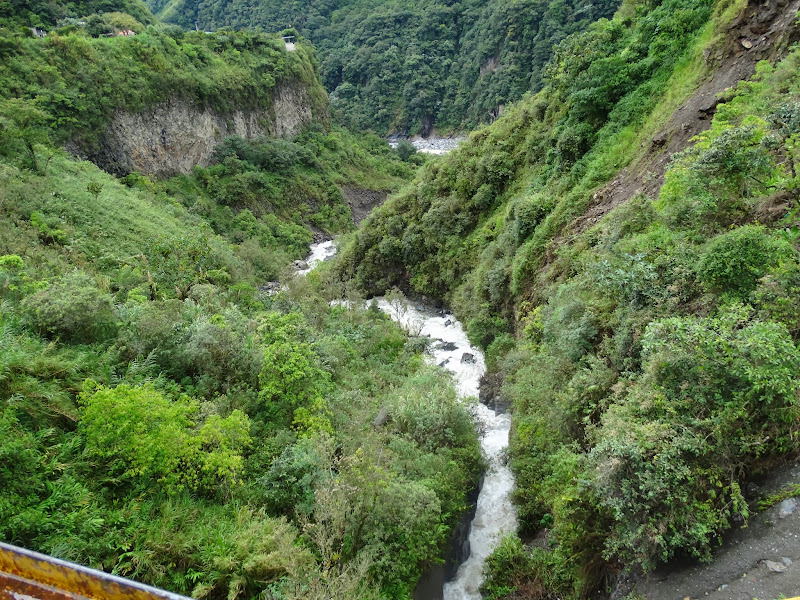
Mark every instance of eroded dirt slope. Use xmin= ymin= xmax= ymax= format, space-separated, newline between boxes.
xmin=567 ymin=0 xmax=800 ymax=237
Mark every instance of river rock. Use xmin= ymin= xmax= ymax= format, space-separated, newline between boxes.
xmin=461 ymin=352 xmax=476 ymax=364
xmin=764 ymin=559 xmax=787 ymax=573
xmin=436 ymin=341 xmax=458 ymax=351
xmin=444 ymin=319 xmax=452 ymax=327
xmin=259 ymin=281 xmax=282 ymax=295
xmin=293 ymin=259 xmax=309 ymax=270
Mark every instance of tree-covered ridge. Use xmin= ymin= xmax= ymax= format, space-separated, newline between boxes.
xmin=147 ymin=0 xmax=620 ymax=134
xmin=0 ymin=22 xmax=391 ymax=244
xmin=0 ymin=0 xmax=156 ymax=29
xmin=0 ymin=27 xmax=327 ymax=151
xmin=337 ymin=0 xmax=800 ymax=594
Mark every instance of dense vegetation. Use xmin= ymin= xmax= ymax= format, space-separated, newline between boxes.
xmin=146 ymin=0 xmax=620 ymax=135
xmin=0 ymin=8 xmax=483 ymax=600
xmin=0 ymin=151 xmax=480 ymax=596
xmin=0 ymin=25 xmax=327 ymax=152
xmin=0 ymin=0 xmax=155 ymax=30
xmin=338 ymin=0 xmax=800 ymax=594
xmin=0 ymin=21 xmax=415 ymax=254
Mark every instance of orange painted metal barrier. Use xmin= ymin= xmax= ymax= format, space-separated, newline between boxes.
xmin=0 ymin=542 xmax=192 ymax=600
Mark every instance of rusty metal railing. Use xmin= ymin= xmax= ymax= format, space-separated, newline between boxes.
xmin=0 ymin=542 xmax=192 ymax=600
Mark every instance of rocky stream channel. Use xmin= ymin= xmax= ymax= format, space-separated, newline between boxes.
xmin=388 ymin=136 xmax=466 ymax=155
xmin=299 ymin=240 xmax=517 ymax=600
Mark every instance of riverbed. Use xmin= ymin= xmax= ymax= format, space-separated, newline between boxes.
xmin=388 ymin=136 xmax=466 ymax=155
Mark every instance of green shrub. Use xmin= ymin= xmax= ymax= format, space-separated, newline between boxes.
xmin=183 ymin=308 xmax=261 ymax=396
xmin=592 ymin=306 xmax=800 ymax=569
xmin=753 ymin=260 xmax=800 ymax=338
xmin=23 ymin=270 xmax=115 ymax=342
xmin=79 ymin=383 xmax=251 ymax=494
xmin=257 ymin=436 xmax=328 ymax=517
xmin=29 ymin=211 xmax=68 ymax=245
xmin=389 ymin=368 xmax=478 ymax=451
xmin=116 ymin=500 xmax=312 ymax=600
xmin=466 ymin=313 xmax=510 ymax=349
xmin=540 ymin=289 xmax=598 ymax=362
xmin=0 ymin=255 xmax=28 ymax=299
xmin=395 ymin=140 xmax=417 ymax=162
xmin=696 ymin=225 xmax=792 ymax=295
xmin=258 ymin=312 xmax=331 ymax=428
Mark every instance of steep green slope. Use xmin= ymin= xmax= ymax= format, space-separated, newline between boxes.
xmin=338 ymin=0 xmax=800 ymax=594
xmin=0 ymin=18 xmax=477 ymax=600
xmin=0 ymin=25 xmax=418 ymax=240
xmin=147 ymin=0 xmax=620 ymax=135
xmin=0 ymin=28 xmax=326 ymax=152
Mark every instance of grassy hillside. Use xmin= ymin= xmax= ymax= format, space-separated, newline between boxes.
xmin=0 ymin=0 xmax=156 ymax=30
xmin=0 ymin=22 xmax=418 ymax=241
xmin=0 ymin=27 xmax=327 ymax=150
xmin=146 ymin=0 xmax=621 ymax=135
xmin=0 ymin=8 xmax=480 ymax=599
xmin=338 ymin=0 xmax=800 ymax=594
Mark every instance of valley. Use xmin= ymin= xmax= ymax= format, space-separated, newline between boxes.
xmin=2 ymin=0 xmax=800 ymax=598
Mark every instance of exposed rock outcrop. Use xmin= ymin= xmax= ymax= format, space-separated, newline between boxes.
xmin=75 ymin=81 xmax=317 ymax=178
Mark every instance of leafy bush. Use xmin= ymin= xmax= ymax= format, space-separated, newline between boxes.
xmin=116 ymin=500 xmax=312 ymax=600
xmin=753 ymin=259 xmax=800 ymax=338
xmin=183 ymin=308 xmax=262 ymax=396
xmin=257 ymin=435 xmax=328 ymax=517
xmin=258 ymin=312 xmax=331 ymax=428
xmin=23 ymin=270 xmax=115 ymax=342
xmin=389 ymin=367 xmax=477 ymax=452
xmin=540 ymin=287 xmax=598 ymax=362
xmin=481 ymin=536 xmax=571 ymax=600
xmin=592 ymin=306 xmax=800 ymax=569
xmin=696 ymin=225 xmax=792 ymax=295
xmin=395 ymin=140 xmax=417 ymax=162
xmin=0 ymin=254 xmax=28 ymax=299
xmin=79 ymin=383 xmax=251 ymax=494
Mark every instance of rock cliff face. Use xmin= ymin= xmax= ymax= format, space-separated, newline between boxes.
xmin=79 ymin=81 xmax=318 ymax=178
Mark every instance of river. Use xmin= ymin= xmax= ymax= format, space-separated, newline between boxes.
xmin=301 ymin=241 xmax=517 ymax=600
xmin=388 ymin=136 xmax=466 ymax=155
